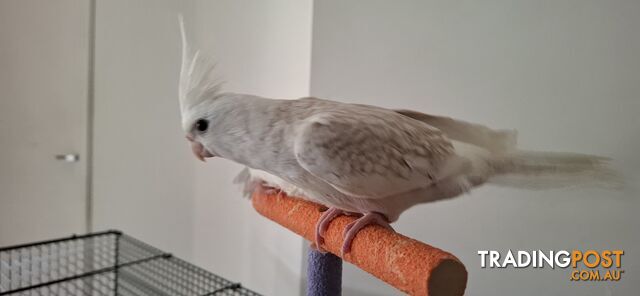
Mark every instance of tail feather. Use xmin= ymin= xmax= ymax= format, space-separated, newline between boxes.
xmin=489 ymin=151 xmax=621 ymax=189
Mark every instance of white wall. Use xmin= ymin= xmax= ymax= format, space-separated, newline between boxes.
xmin=190 ymin=1 xmax=313 ymax=295
xmin=310 ymin=1 xmax=639 ymax=295
xmin=92 ymin=1 xmax=196 ymax=259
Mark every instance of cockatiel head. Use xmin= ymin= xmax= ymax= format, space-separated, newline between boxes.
xmin=178 ymin=16 xmax=220 ymax=161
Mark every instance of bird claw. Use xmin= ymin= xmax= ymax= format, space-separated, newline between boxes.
xmin=341 ymin=212 xmax=393 ymax=256
xmin=314 ymin=207 xmax=344 ymax=252
xmin=309 ymin=242 xmax=327 ymax=254
xmin=259 ymin=182 xmax=284 ymax=197
xmin=312 ymin=208 xmax=394 ymax=257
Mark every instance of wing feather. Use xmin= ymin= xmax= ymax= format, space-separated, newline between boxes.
xmin=294 ymin=109 xmax=455 ymax=199
xmin=395 ymin=109 xmax=517 ymax=153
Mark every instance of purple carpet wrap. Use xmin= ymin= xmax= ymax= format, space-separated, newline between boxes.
xmin=307 ymin=248 xmax=342 ymax=296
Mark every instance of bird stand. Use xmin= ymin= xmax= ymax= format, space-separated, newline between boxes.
xmin=252 ymin=190 xmax=468 ymax=296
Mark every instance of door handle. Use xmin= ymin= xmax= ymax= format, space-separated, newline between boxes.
xmin=55 ymin=154 xmax=80 ymax=162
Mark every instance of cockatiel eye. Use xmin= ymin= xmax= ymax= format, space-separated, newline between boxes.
xmin=195 ymin=119 xmax=209 ymax=132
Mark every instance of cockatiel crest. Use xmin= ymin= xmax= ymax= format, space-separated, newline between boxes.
xmin=178 ymin=15 xmax=222 ymax=132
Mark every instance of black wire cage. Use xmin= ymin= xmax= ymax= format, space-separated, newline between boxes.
xmin=0 ymin=231 xmax=260 ymax=296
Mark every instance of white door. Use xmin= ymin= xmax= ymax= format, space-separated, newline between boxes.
xmin=0 ymin=0 xmax=90 ymax=246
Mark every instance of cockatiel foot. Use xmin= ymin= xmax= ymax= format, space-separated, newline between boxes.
xmin=341 ymin=212 xmax=393 ymax=256
xmin=313 ymin=207 xmax=346 ymax=253
xmin=313 ymin=209 xmax=394 ymax=255
xmin=260 ymin=182 xmax=283 ymax=197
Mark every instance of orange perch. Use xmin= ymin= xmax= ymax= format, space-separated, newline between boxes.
xmin=252 ymin=190 xmax=468 ymax=296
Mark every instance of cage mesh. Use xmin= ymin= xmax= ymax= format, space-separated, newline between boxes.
xmin=0 ymin=231 xmax=260 ymax=296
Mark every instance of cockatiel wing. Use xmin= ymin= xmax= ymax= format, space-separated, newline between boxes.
xmin=294 ymin=110 xmax=456 ymax=199
xmin=394 ymin=109 xmax=517 ymax=153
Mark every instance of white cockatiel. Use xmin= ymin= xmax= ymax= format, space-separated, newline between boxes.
xmin=178 ymin=19 xmax=618 ymax=254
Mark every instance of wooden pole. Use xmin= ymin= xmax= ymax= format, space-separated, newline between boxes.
xmin=252 ymin=191 xmax=467 ymax=296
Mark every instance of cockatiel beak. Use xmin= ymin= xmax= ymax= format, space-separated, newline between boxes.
xmin=186 ymin=134 xmax=214 ymax=162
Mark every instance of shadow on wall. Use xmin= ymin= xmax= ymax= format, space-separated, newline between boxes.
xmin=342 ymin=287 xmax=392 ymax=296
